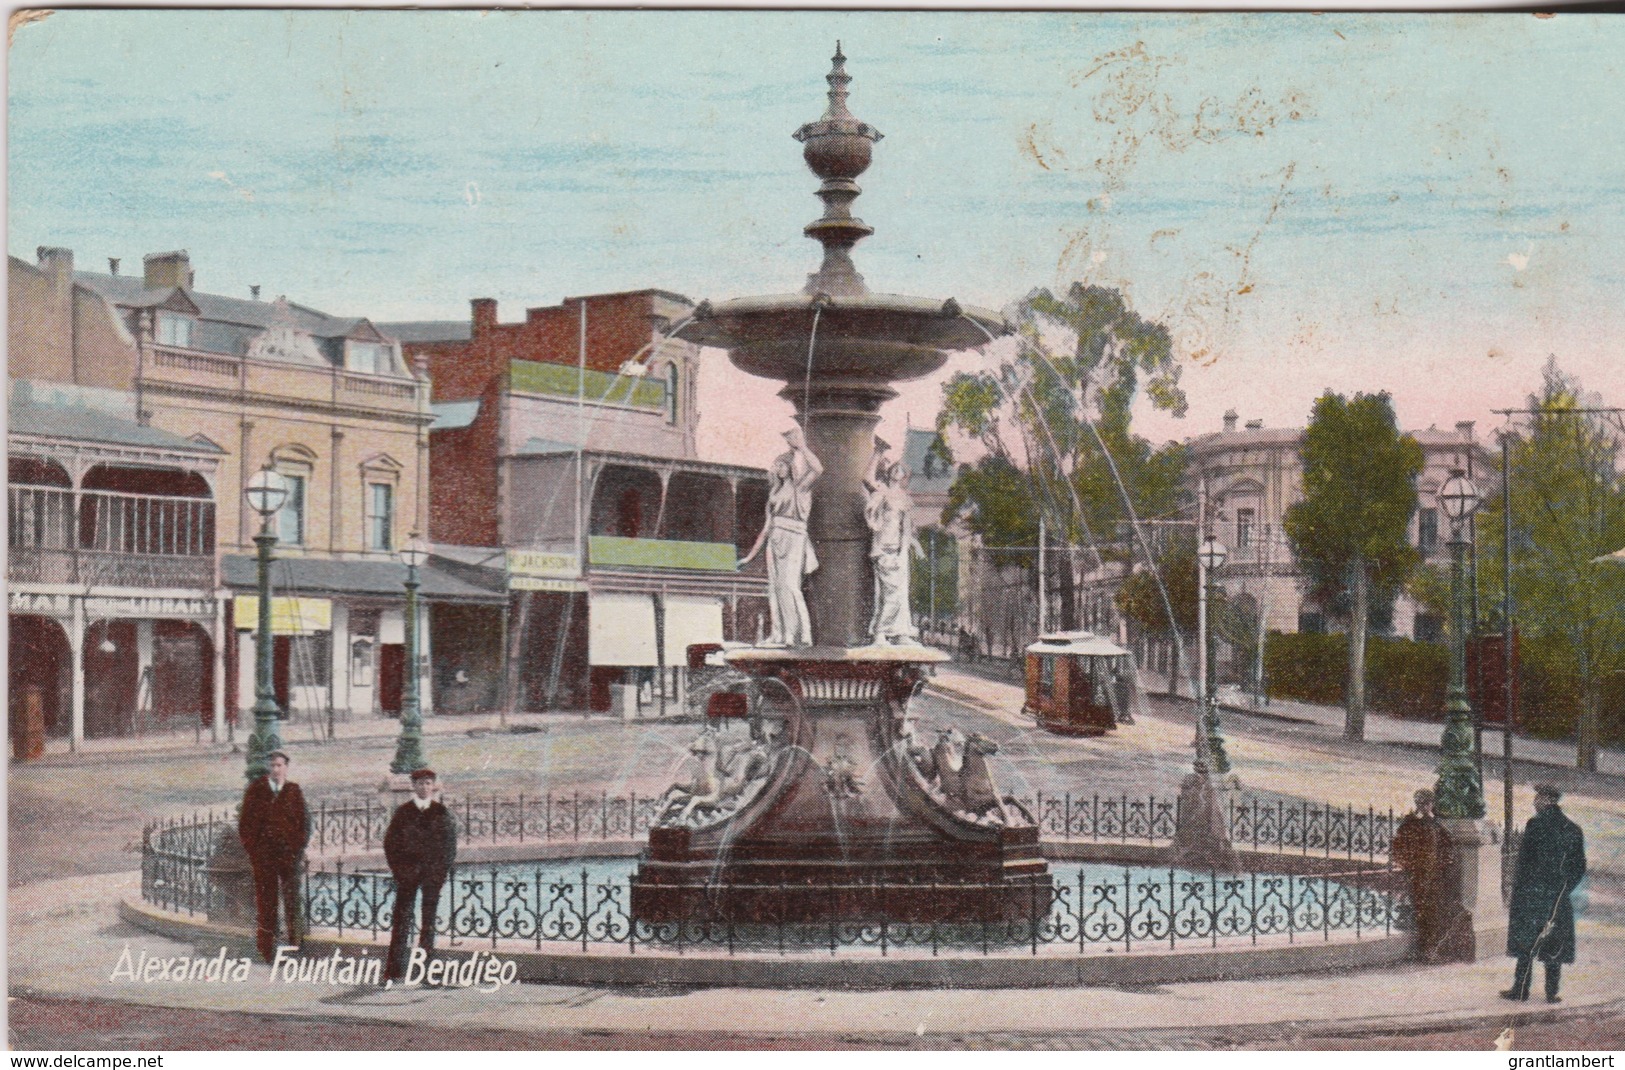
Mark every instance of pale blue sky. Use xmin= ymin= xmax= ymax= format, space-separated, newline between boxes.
xmin=9 ymin=10 xmax=1622 ymax=463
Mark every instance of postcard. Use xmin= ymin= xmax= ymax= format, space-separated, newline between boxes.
xmin=7 ymin=8 xmax=1622 ymax=1056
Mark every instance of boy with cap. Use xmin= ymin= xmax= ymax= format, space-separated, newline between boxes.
xmin=238 ymin=750 xmax=310 ymax=962
xmin=384 ymin=768 xmax=458 ymax=982
xmin=1503 ymin=783 xmax=1587 ymax=1002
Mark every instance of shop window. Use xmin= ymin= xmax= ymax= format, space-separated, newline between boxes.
xmin=288 ymin=633 xmax=330 ymax=688
xmin=349 ymin=609 xmax=380 ymax=687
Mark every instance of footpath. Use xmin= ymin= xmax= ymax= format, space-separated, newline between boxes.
xmin=9 ymin=869 xmax=1625 ymax=1048
xmin=9 ymin=664 xmax=1625 ymax=1048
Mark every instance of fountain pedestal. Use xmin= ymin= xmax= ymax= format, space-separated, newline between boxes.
xmin=631 ymin=45 xmax=1042 ymax=925
xmin=630 ymin=647 xmax=1051 ymax=923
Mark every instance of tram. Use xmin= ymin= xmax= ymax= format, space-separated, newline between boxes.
xmin=1022 ymin=631 xmax=1139 ymax=736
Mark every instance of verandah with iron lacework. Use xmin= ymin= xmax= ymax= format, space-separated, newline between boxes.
xmin=142 ymin=791 xmax=1406 ymax=957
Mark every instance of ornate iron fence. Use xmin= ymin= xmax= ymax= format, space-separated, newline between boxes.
xmin=303 ymin=861 xmax=1400 ymax=957
xmin=142 ymin=812 xmax=229 ymax=917
xmin=296 ymin=791 xmax=1392 ymax=860
xmin=142 ymin=792 xmax=1399 ymax=931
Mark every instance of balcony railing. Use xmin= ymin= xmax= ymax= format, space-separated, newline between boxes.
xmin=8 ymin=546 xmax=214 ymax=589
xmin=152 ymin=347 xmax=238 ymax=377
xmin=9 ymin=486 xmax=215 ymax=590
xmin=144 ymin=344 xmax=423 ymax=412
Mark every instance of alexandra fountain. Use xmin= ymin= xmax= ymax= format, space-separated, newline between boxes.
xmin=629 ymin=44 xmax=1052 ymax=924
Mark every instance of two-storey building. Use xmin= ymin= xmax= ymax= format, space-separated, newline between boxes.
xmin=13 ymin=245 xmax=505 ymax=741
xmin=9 ymin=250 xmax=224 ymax=745
xmin=386 ymin=291 xmax=769 ymax=714
xmin=1189 ymin=409 xmax=1496 ymax=643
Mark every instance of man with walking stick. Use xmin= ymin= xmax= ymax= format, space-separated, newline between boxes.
xmin=1502 ymin=783 xmax=1587 ymax=1003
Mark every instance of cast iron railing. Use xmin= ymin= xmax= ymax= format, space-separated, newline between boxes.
xmin=142 ymin=791 xmax=1398 ymax=923
xmin=290 ymin=792 xmax=1392 ymax=860
xmin=301 ymin=862 xmax=1399 ymax=957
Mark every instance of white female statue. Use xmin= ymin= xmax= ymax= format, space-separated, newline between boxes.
xmin=739 ymin=425 xmax=823 ymax=647
xmin=863 ymin=437 xmax=922 ymax=645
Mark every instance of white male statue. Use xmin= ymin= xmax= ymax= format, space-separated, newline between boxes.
xmin=739 ymin=425 xmax=824 ymax=646
xmin=863 ymin=437 xmax=922 ymax=644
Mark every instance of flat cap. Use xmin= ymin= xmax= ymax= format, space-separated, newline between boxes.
xmin=1534 ymin=783 xmax=1562 ymax=800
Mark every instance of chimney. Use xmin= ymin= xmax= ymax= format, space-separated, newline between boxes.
xmin=108 ymin=257 xmax=121 ymax=276
xmin=250 ymin=285 xmax=261 ymax=301
xmin=1455 ymin=420 xmax=1475 ymax=442
xmin=36 ymin=246 xmax=74 ymax=280
xmin=1245 ymin=419 xmax=1264 ymax=430
xmin=471 ymin=297 xmax=497 ymax=334
xmin=143 ymin=250 xmax=193 ymax=290
xmin=1223 ymin=409 xmax=1238 ymax=433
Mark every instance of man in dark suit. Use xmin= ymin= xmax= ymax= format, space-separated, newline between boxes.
xmin=238 ymin=750 xmax=310 ymax=963
xmin=384 ymin=768 xmax=458 ymax=982
xmin=1503 ymin=783 xmax=1587 ymax=1003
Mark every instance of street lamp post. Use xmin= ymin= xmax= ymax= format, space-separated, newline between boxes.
xmin=1435 ymin=469 xmax=1486 ymax=818
xmin=390 ymin=533 xmax=430 ymax=775
xmin=1197 ymin=535 xmax=1232 ymax=775
xmin=242 ymin=467 xmax=289 ymax=781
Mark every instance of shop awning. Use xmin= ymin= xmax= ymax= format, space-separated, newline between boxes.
xmin=588 ymin=593 xmax=723 ymax=667
xmin=221 ymin=555 xmax=506 ymax=604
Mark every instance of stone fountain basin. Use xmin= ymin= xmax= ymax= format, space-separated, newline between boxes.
xmin=688 ymin=291 xmax=1007 ymax=384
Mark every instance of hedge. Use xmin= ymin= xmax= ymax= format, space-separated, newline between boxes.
xmin=1258 ymin=631 xmax=1623 ymax=743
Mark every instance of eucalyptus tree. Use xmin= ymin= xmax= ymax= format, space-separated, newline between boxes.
xmin=938 ymin=283 xmax=1188 ymax=634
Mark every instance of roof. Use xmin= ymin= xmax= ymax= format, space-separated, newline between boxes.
xmin=430 ymin=400 xmax=481 ymax=431
xmin=514 ymin=441 xmax=769 ymax=481
xmin=1027 ymin=631 xmax=1130 ymax=657
xmin=76 ymin=271 xmax=383 ymax=341
xmin=1187 ymin=427 xmax=1305 ymax=455
xmin=377 ymin=320 xmax=473 ymax=343
xmin=8 ymin=395 xmax=225 ymax=455
xmin=221 ymin=554 xmax=505 ymax=603
xmin=514 ymin=437 xmax=580 ymax=457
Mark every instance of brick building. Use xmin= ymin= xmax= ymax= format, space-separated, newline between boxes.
xmin=386 ymin=290 xmax=769 ymax=714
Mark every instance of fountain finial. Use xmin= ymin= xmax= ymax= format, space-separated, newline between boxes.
xmin=793 ymin=44 xmax=884 ymax=297
xmin=824 ymin=41 xmax=852 ymax=120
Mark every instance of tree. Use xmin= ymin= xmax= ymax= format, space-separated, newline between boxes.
xmin=1476 ymin=361 xmax=1625 ymax=772
xmin=938 ymin=284 xmax=1189 ymax=634
xmin=1283 ymin=392 xmax=1423 ymax=740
